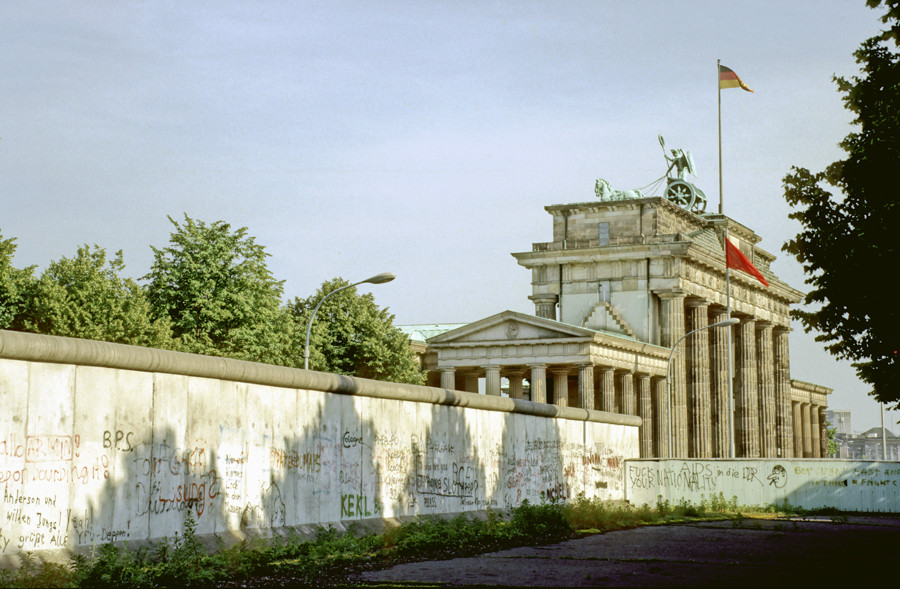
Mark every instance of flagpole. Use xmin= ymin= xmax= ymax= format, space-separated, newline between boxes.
xmin=726 ymin=229 xmax=735 ymax=458
xmin=719 ymin=58 xmax=736 ymax=458
xmin=718 ymin=59 xmax=723 ymax=215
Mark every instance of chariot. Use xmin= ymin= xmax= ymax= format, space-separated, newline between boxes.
xmin=660 ymin=135 xmax=707 ymax=214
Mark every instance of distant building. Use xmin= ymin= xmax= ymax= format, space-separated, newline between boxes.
xmin=826 ymin=409 xmax=852 ymax=435
xmin=834 ymin=427 xmax=900 ymax=460
xmin=822 ymin=410 xmax=900 ymax=459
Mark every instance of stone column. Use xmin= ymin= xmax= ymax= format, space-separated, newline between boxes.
xmin=484 ymin=365 xmax=501 ymax=397
xmin=810 ymin=404 xmax=821 ymax=458
xmin=440 ymin=367 xmax=456 ymax=390
xmin=637 ymin=374 xmax=653 ymax=457
xmin=734 ymin=316 xmax=759 ymax=457
xmin=551 ymin=368 xmax=570 ymax=407
xmin=506 ymin=370 xmax=525 ymax=400
xmin=802 ymin=403 xmax=812 ymax=457
xmin=658 ymin=290 xmax=687 ymax=457
xmin=528 ymin=364 xmax=547 ymax=404
xmin=687 ymin=300 xmax=712 ymax=458
xmin=756 ymin=322 xmax=777 ymax=457
xmin=792 ymin=401 xmax=803 ymax=457
xmin=578 ymin=364 xmax=595 ymax=411
xmin=652 ymin=377 xmax=669 ymax=457
xmin=618 ymin=371 xmax=636 ymax=416
xmin=708 ymin=306 xmax=731 ymax=457
xmin=465 ymin=373 xmax=480 ymax=394
xmin=599 ymin=367 xmax=617 ymax=413
xmin=819 ymin=407 xmax=829 ymax=457
xmin=530 ymin=294 xmax=558 ymax=321
xmin=774 ymin=327 xmax=793 ymax=457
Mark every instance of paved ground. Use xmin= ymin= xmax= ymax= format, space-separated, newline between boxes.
xmin=352 ymin=515 xmax=900 ymax=587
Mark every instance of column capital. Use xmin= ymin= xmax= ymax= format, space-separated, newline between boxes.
xmin=755 ymin=320 xmax=774 ymax=331
xmin=654 ymin=289 xmax=685 ymax=301
xmin=529 ymin=294 xmax=558 ymax=304
xmin=685 ymin=297 xmax=710 ymax=309
xmin=773 ymin=324 xmax=792 ymax=335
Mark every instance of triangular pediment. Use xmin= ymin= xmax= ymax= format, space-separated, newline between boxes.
xmin=427 ymin=310 xmax=595 ymax=345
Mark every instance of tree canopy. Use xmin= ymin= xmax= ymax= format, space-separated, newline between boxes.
xmin=143 ymin=215 xmax=288 ymax=363
xmin=783 ymin=0 xmax=900 ymax=405
xmin=0 ymin=232 xmax=35 ymax=330
xmin=23 ymin=245 xmax=173 ymax=348
xmin=287 ymin=278 xmax=424 ymax=385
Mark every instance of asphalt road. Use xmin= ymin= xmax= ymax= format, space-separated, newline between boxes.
xmin=352 ymin=516 xmax=900 ymax=587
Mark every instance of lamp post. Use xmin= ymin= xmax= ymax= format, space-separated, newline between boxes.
xmin=666 ymin=317 xmax=740 ymax=457
xmin=303 ymin=272 xmax=396 ymax=370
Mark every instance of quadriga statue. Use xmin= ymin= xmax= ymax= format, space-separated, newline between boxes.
xmin=593 ymin=136 xmax=708 ymax=214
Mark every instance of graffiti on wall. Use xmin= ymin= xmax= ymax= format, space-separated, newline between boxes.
xmin=0 ymin=421 xmax=629 ymax=556
xmin=0 ymin=358 xmax=635 ymax=558
xmin=625 ymin=459 xmax=900 ymax=513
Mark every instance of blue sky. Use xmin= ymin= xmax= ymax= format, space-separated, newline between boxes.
xmin=1 ymin=1 xmax=893 ymax=431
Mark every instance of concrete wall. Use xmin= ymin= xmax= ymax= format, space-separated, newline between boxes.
xmin=625 ymin=459 xmax=900 ymax=512
xmin=0 ymin=330 xmax=640 ymax=562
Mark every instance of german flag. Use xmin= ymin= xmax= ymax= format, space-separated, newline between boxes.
xmin=719 ymin=65 xmax=753 ymax=92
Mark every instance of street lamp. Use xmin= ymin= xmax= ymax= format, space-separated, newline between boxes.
xmin=303 ymin=272 xmax=396 ymax=370
xmin=666 ymin=317 xmax=740 ymax=457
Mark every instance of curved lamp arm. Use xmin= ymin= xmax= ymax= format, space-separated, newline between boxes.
xmin=303 ymin=272 xmax=395 ymax=370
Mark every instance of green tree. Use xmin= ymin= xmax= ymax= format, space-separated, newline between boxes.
xmin=782 ymin=0 xmax=900 ymax=405
xmin=22 ymin=245 xmax=173 ymax=347
xmin=0 ymin=231 xmax=36 ymax=330
xmin=287 ymin=278 xmax=424 ymax=384
xmin=144 ymin=215 xmax=288 ymax=363
xmin=825 ymin=422 xmax=840 ymax=458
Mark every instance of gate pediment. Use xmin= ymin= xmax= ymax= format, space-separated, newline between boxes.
xmin=427 ymin=310 xmax=594 ymax=345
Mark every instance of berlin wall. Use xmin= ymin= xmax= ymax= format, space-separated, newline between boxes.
xmin=625 ymin=458 xmax=900 ymax=512
xmin=0 ymin=330 xmax=640 ymax=563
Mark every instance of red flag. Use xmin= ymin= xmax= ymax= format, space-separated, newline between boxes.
xmin=725 ymin=238 xmax=769 ymax=286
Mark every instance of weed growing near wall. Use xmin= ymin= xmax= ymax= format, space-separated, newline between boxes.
xmin=0 ymin=498 xmax=821 ymax=588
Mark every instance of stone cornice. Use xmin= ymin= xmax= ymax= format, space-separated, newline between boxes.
xmin=703 ymin=214 xmax=761 ymax=245
xmin=791 ymin=379 xmax=833 ymax=396
xmin=428 ymin=335 xmax=594 ymax=349
xmin=512 ymin=240 xmax=692 ymax=266
xmin=545 ymin=195 xmax=705 ymax=227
